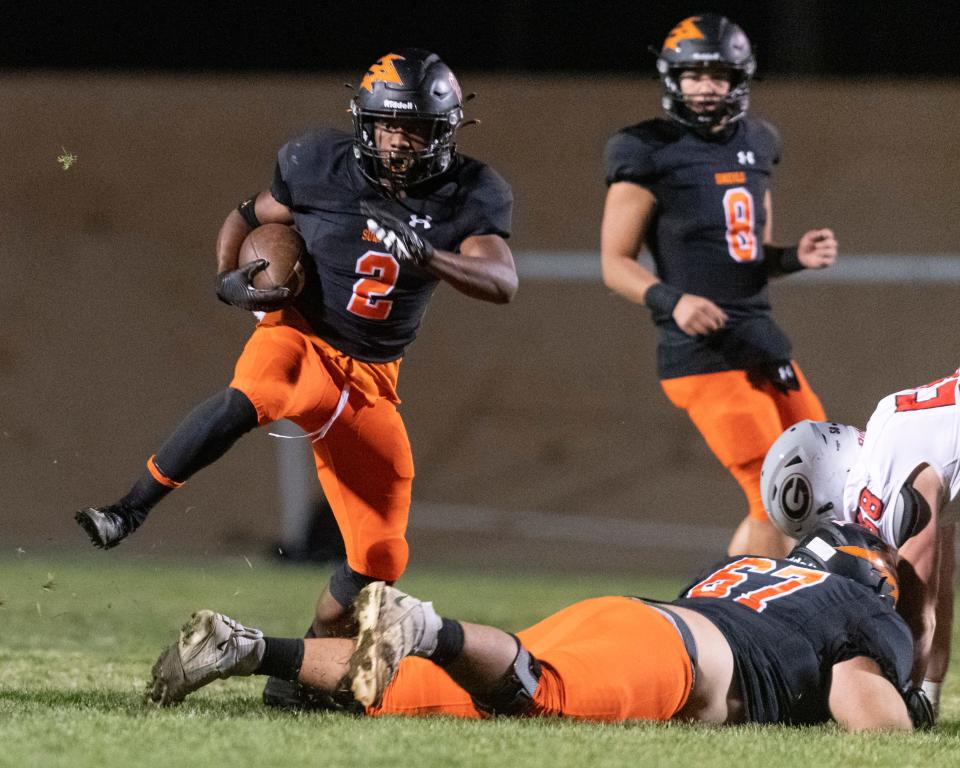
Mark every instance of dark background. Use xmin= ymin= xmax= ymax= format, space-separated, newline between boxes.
xmin=3 ymin=3 xmax=958 ymax=570
xmin=5 ymin=1 xmax=957 ymax=76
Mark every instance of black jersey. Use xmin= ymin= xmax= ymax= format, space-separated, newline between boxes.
xmin=604 ymin=118 xmax=793 ymax=379
xmin=272 ymin=129 xmax=512 ymax=363
xmin=671 ymin=555 xmax=913 ymax=725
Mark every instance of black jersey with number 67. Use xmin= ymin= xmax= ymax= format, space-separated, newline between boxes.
xmin=605 ymin=117 xmax=794 ymax=379
xmin=272 ymin=129 xmax=512 ymax=363
xmin=671 ymin=555 xmax=913 ymax=725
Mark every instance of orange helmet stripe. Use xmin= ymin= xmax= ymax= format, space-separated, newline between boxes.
xmin=836 ymin=544 xmax=900 ymax=603
xmin=360 ymin=53 xmax=405 ymax=93
xmin=663 ymin=17 xmax=705 ymax=53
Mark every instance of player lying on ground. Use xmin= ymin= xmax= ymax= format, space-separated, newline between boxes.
xmin=148 ymin=522 xmax=931 ymax=730
xmin=762 ymin=367 xmax=960 ymax=717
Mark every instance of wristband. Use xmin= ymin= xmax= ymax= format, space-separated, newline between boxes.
xmin=643 ymin=282 xmax=684 ymax=319
xmin=763 ymin=244 xmax=802 ymax=275
xmin=237 ymin=196 xmax=262 ymax=229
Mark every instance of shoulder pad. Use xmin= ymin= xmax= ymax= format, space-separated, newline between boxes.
xmin=277 ymin=129 xmax=352 ymax=173
xmin=619 ymin=118 xmax=685 ymax=148
xmin=604 ymin=120 xmax=678 ymax=186
xmin=748 ymin=118 xmax=782 ymax=161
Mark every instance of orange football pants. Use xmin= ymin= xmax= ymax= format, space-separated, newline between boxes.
xmin=661 ymin=363 xmax=825 ymax=521
xmin=368 ymin=597 xmax=694 ymax=722
xmin=230 ymin=310 xmax=413 ymax=581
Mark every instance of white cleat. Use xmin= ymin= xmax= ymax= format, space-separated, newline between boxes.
xmin=349 ymin=582 xmax=442 ymax=708
xmin=147 ymin=610 xmax=265 ymax=706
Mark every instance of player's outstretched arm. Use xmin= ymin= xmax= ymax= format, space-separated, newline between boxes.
xmin=363 ymin=203 xmax=517 ymax=304
xmin=828 ymin=656 xmax=912 ymax=731
xmin=426 ymin=234 xmax=518 ymax=304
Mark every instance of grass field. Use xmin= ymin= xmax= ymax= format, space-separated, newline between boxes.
xmin=1 ymin=554 xmax=958 ymax=768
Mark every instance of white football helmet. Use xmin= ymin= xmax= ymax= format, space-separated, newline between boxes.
xmin=761 ymin=420 xmax=863 ymax=539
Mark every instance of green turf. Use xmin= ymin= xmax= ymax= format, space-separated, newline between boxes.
xmin=0 ymin=554 xmax=957 ymax=768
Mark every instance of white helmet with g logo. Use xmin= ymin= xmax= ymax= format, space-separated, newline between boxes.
xmin=761 ymin=420 xmax=863 ymax=539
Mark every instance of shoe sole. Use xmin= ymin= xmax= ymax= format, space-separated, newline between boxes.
xmin=146 ymin=610 xmax=216 ymax=706
xmin=349 ymin=582 xmax=389 ymax=708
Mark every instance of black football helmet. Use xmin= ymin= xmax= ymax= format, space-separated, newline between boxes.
xmin=788 ymin=521 xmax=900 ymax=607
xmin=656 ymin=14 xmax=756 ymax=131
xmin=351 ymin=49 xmax=464 ymax=192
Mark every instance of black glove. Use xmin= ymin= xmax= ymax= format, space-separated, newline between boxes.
xmin=904 ymin=687 xmax=936 ymax=730
xmin=360 ymin=201 xmax=435 ymax=266
xmin=216 ymin=259 xmax=291 ymax=311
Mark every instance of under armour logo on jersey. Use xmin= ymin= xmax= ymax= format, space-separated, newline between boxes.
xmin=738 ymin=150 xmax=756 ymax=166
xmin=409 ymin=214 xmax=433 ymax=230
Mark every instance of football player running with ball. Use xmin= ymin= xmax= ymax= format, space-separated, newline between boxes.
xmin=601 ymin=14 xmax=837 ymax=559
xmin=75 ymin=49 xmax=517 ymax=709
xmin=148 ymin=522 xmax=931 ymax=731
xmin=763 ymin=367 xmax=960 ymax=719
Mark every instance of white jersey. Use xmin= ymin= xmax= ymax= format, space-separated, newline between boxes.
xmin=841 ymin=369 xmax=960 ymax=546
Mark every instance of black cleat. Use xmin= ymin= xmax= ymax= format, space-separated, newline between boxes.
xmin=74 ymin=505 xmax=137 ymax=549
xmin=263 ymin=676 xmax=362 ymax=714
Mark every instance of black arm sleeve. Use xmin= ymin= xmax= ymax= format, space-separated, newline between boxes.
xmin=763 ymin=245 xmax=803 ymax=276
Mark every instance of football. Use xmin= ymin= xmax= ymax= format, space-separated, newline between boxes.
xmin=237 ymin=223 xmax=306 ymax=297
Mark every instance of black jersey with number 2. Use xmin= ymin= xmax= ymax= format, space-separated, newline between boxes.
xmin=671 ymin=555 xmax=913 ymax=725
xmin=605 ymin=118 xmax=795 ymax=379
xmin=272 ymin=129 xmax=512 ymax=363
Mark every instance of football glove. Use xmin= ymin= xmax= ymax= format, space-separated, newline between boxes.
xmin=361 ymin=201 xmax=435 ymax=267
xmin=216 ymin=260 xmax=291 ymax=311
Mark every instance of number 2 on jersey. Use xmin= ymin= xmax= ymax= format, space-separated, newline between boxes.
xmin=686 ymin=556 xmax=828 ymax=612
xmin=347 ymin=251 xmax=399 ymax=320
xmin=722 ymin=187 xmax=758 ymax=262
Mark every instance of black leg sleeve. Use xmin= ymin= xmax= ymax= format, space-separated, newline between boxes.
xmin=152 ymin=387 xmax=259 ymax=482
xmin=328 ymin=561 xmax=380 ymax=608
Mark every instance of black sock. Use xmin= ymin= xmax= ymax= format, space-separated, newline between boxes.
xmin=328 ymin=561 xmax=377 ymax=607
xmin=429 ymin=618 xmax=465 ymax=667
xmin=256 ymin=637 xmax=305 ymax=681
xmin=119 ymin=473 xmax=171 ymax=522
xmin=114 ymin=388 xmax=257 ymax=523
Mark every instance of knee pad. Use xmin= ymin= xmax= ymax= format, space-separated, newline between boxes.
xmin=328 ymin=561 xmax=379 ymax=607
xmin=471 ymin=638 xmax=542 ymax=717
